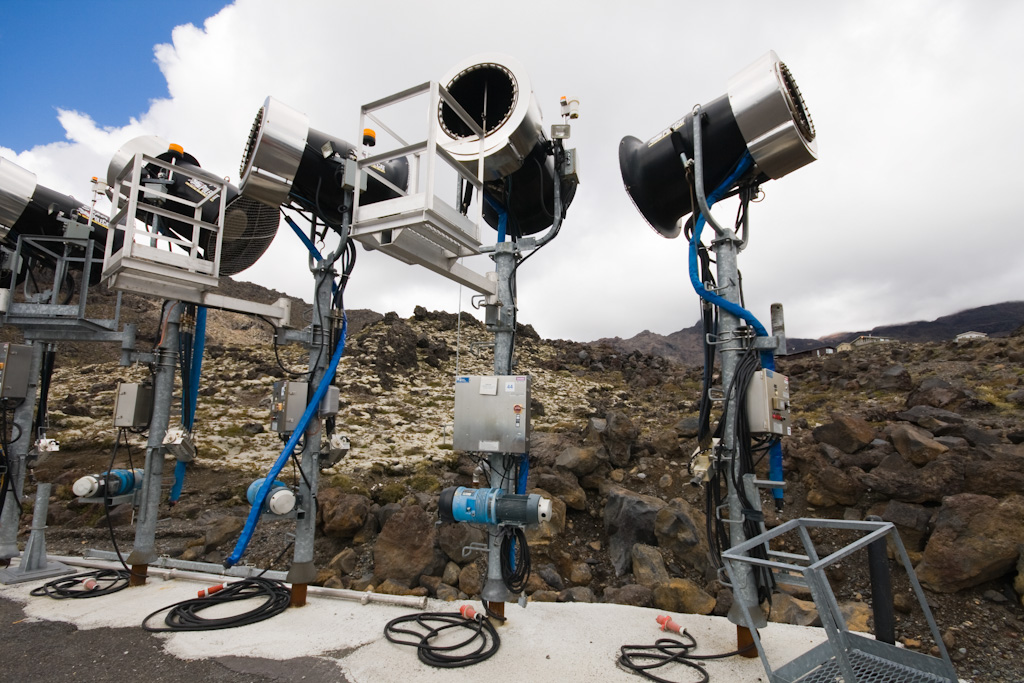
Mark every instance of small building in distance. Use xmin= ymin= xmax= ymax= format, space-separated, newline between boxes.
xmin=836 ymin=335 xmax=896 ymax=353
xmin=955 ymin=331 xmax=988 ymax=343
xmin=782 ymin=345 xmax=836 ymax=360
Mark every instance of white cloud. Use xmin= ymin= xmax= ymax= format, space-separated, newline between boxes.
xmin=5 ymin=0 xmax=1024 ymax=342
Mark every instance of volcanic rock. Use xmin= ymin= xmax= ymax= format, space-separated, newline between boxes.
xmin=915 ymin=494 xmax=1024 ymax=592
xmin=604 ymin=486 xmax=667 ymax=575
xmin=372 ymin=504 xmax=443 ymax=586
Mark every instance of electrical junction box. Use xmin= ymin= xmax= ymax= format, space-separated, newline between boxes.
xmin=0 ymin=343 xmax=31 ymax=399
xmin=453 ymin=375 xmax=531 ymax=454
xmin=745 ymin=369 xmax=791 ymax=436
xmin=319 ymin=385 xmax=340 ymax=418
xmin=113 ymin=383 xmax=154 ymax=428
xmin=271 ymin=381 xmax=307 ymax=434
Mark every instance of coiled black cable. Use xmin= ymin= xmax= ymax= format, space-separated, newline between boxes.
xmin=384 ymin=611 xmax=500 ymax=668
xmin=499 ymin=526 xmax=530 ymax=594
xmin=29 ymin=569 xmax=129 ymax=599
xmin=618 ymin=630 xmax=754 ymax=683
xmin=141 ymin=577 xmax=290 ymax=632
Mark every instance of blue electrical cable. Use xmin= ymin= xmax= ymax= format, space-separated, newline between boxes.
xmin=516 ymin=454 xmax=528 ymax=496
xmin=171 ymin=306 xmax=207 ymax=504
xmin=283 ymin=213 xmax=325 ymax=262
xmin=189 ymin=307 xmax=207 ymax=429
xmin=224 ymin=314 xmax=348 ymax=568
xmin=483 ymin=194 xmax=508 ymax=243
xmin=687 ymin=151 xmax=783 ymax=503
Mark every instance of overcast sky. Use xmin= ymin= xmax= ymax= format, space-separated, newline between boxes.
xmin=2 ymin=0 xmax=1022 ymax=342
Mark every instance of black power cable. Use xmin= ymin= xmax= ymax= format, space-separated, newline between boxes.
xmin=29 ymin=569 xmax=129 ymax=599
xmin=0 ymin=400 xmax=24 ymax=518
xmin=32 ymin=427 xmax=142 ymax=599
xmin=384 ymin=611 xmax=500 ymax=668
xmin=618 ymin=630 xmax=755 ymax=683
xmin=499 ymin=526 xmax=530 ymax=594
xmin=141 ymin=577 xmax=290 ymax=632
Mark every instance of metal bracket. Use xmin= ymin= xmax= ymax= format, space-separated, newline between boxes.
xmin=462 ymin=542 xmax=489 ymax=558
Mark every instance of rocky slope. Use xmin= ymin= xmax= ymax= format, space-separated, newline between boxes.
xmin=596 ymin=301 xmax=1024 ymax=365
xmin=5 ymin=291 xmax=1024 ymax=682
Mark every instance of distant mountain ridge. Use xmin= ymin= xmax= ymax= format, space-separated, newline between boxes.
xmin=591 ymin=301 xmax=1024 ymax=366
xmin=821 ymin=301 xmax=1024 ymax=345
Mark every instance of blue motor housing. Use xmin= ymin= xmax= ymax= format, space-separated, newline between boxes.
xmin=72 ymin=468 xmax=144 ymax=498
xmin=439 ymin=486 xmax=551 ymax=527
xmin=246 ymin=477 xmax=296 ymax=515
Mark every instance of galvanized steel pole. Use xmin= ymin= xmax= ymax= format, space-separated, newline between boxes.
xmin=713 ymin=229 xmax=768 ymax=638
xmin=128 ymin=302 xmax=180 ymax=584
xmin=481 ymin=241 xmax=518 ymax=609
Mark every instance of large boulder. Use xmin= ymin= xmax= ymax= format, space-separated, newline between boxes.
xmin=879 ymin=500 xmax=933 ymax=553
xmin=812 ymin=414 xmax=877 ymax=454
xmin=437 ymin=522 xmax=487 ymax=565
xmin=534 ymin=467 xmax=587 ymax=511
xmin=603 ymin=411 xmax=639 ymax=467
xmin=915 ymin=494 xmax=1024 ymax=592
xmin=896 ymin=405 xmax=965 ymax=429
xmin=875 ymin=365 xmax=912 ymax=391
xmin=654 ymin=499 xmax=710 ymax=574
xmin=631 ymin=544 xmax=670 ymax=588
xmin=963 ymin=446 xmax=1024 ymax=497
xmin=890 ymin=424 xmax=949 ymax=466
xmin=906 ymin=378 xmax=965 ymax=410
xmin=859 ymin=453 xmax=964 ymax=504
xmin=555 ymin=446 xmax=603 ymax=477
xmin=769 ymin=593 xmax=820 ymax=627
xmin=373 ymin=505 xmax=443 ymax=586
xmin=806 ymin=464 xmax=866 ymax=507
xmin=604 ymin=486 xmax=667 ymax=575
xmin=652 ymin=578 xmax=715 ymax=615
xmin=318 ymin=489 xmax=371 ymax=539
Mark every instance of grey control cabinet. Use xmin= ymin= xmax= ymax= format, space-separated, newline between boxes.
xmin=0 ymin=343 xmax=31 ymax=399
xmin=453 ymin=375 xmax=531 ymax=454
xmin=745 ymin=369 xmax=791 ymax=436
xmin=113 ymin=383 xmax=154 ymax=428
xmin=271 ymin=381 xmax=307 ymax=434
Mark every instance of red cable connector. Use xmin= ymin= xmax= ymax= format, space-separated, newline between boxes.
xmin=198 ymin=583 xmax=225 ymax=598
xmin=656 ymin=614 xmax=682 ymax=634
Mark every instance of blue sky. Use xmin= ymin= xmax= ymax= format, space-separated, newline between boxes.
xmin=0 ymin=1 xmax=229 ymax=152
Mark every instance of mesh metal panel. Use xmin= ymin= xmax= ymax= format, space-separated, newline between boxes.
xmin=795 ymin=649 xmax=952 ymax=683
xmin=216 ymin=194 xmax=280 ymax=276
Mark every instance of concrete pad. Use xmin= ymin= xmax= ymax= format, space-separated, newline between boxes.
xmin=0 ymin=557 xmax=831 ymax=682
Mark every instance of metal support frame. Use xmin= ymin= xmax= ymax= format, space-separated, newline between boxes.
xmin=351 ymin=81 xmax=496 ymax=297
xmin=127 ymin=303 xmax=180 ymax=583
xmin=479 ymin=242 xmax=518 ymax=606
xmin=103 ymin=152 xmax=225 ymax=297
xmin=101 ymin=152 xmax=291 ymax=327
xmin=723 ymin=518 xmax=958 ymax=682
xmin=0 ymin=483 xmax=74 ymax=583
xmin=0 ymin=341 xmax=44 ymax=562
